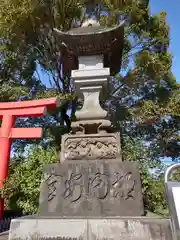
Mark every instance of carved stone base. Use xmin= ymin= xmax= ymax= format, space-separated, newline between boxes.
xmin=39 ymin=160 xmax=144 ymax=217
xmin=60 ymin=132 xmax=121 ymax=162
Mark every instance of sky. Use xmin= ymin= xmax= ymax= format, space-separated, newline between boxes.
xmin=150 ymin=1 xmax=180 ymax=165
xmin=150 ymin=0 xmax=180 ymax=83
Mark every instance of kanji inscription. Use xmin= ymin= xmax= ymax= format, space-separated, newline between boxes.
xmin=44 ymin=170 xmax=135 ymax=202
xmin=39 ymin=160 xmax=144 ymax=216
xmin=63 ymin=173 xmax=83 ymax=202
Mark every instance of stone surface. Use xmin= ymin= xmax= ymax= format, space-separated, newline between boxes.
xmin=89 ymin=218 xmax=173 ymax=240
xmin=39 ymin=160 xmax=144 ymax=217
xmin=9 ymin=217 xmax=173 ymax=240
xmin=71 ymin=119 xmax=112 ymax=135
xmin=9 ymin=217 xmax=86 ymax=240
xmin=75 ymin=86 xmax=107 ymax=120
xmin=78 ymin=56 xmax=104 ymax=70
xmin=60 ymin=133 xmax=121 ymax=162
xmin=72 ymin=56 xmax=109 ymax=121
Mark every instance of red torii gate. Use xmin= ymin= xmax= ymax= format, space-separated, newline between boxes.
xmin=0 ymin=97 xmax=61 ymax=219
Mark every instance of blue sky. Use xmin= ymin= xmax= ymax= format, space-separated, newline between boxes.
xmin=150 ymin=0 xmax=180 ymax=165
xmin=150 ymin=0 xmax=180 ymax=83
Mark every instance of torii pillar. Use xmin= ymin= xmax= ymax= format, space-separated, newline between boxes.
xmin=0 ymin=97 xmax=61 ymax=219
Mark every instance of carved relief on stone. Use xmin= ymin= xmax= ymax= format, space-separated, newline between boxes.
xmin=61 ymin=133 xmax=121 ymax=161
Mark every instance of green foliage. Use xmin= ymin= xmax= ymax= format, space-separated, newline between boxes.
xmin=122 ymin=136 xmax=168 ymax=216
xmin=0 ymin=0 xmax=179 ymax=215
xmin=1 ymin=147 xmax=58 ymax=214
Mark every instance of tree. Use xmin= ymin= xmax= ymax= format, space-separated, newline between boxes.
xmin=122 ymin=136 xmax=168 ymax=216
xmin=1 ymin=146 xmax=58 ymax=213
xmin=0 ymin=0 xmax=179 ymax=214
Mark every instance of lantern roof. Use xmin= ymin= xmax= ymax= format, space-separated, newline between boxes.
xmin=54 ymin=21 xmax=125 ymax=75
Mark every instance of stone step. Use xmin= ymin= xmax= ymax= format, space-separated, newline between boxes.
xmin=9 ymin=216 xmax=173 ymax=240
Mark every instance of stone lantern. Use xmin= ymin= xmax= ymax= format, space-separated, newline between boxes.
xmin=54 ymin=20 xmax=124 ymax=124
xmin=54 ymin=19 xmax=125 ymax=162
xmin=9 ymin=8 xmax=173 ymax=240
